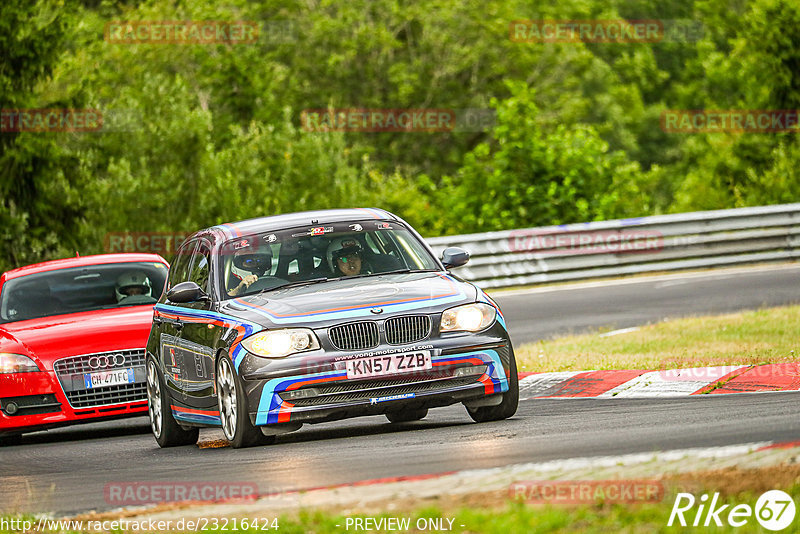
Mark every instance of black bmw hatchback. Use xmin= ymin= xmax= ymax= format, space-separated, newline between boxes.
xmin=145 ymin=208 xmax=518 ymax=448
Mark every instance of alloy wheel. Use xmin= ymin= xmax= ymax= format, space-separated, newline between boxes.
xmin=146 ymin=360 xmax=163 ymax=438
xmin=217 ymin=358 xmax=238 ymax=440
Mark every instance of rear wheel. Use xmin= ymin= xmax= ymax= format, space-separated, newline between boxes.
xmin=147 ymin=358 xmax=199 ymax=447
xmin=467 ymin=349 xmax=519 ymax=423
xmin=217 ymin=354 xmax=274 ymax=449
xmin=385 ymin=407 xmax=428 ymax=423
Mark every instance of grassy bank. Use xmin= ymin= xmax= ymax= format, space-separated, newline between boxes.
xmin=5 ymin=487 xmax=796 ymax=534
xmin=6 ymin=464 xmax=800 ymax=533
xmin=0 ymin=505 xmax=771 ymax=534
xmin=514 ymin=305 xmax=799 ymax=373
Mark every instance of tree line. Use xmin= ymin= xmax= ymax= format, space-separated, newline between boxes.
xmin=1 ymin=0 xmax=798 ymax=272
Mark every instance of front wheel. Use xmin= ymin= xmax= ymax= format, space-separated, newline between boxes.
xmin=147 ymin=358 xmax=199 ymax=447
xmin=217 ymin=354 xmax=274 ymax=449
xmin=467 ymin=349 xmax=519 ymax=423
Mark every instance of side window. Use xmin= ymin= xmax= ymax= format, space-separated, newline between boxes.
xmin=188 ymin=244 xmax=211 ymax=293
xmin=169 ymin=240 xmax=198 ymax=288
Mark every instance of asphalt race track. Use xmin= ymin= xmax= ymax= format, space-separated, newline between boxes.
xmin=2 ymin=264 xmax=800 ymax=515
xmin=3 ymin=393 xmax=800 ymax=515
xmin=494 ymin=264 xmax=800 ymax=344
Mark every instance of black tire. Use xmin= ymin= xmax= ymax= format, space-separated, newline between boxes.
xmin=216 ymin=354 xmax=275 ymax=449
xmin=467 ymin=348 xmax=519 ymax=423
xmin=385 ymin=407 xmax=428 ymax=423
xmin=0 ymin=433 xmax=22 ymax=446
xmin=146 ymin=358 xmax=199 ymax=448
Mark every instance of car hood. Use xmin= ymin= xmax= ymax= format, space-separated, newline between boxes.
xmin=220 ymin=272 xmax=476 ymax=327
xmin=0 ymin=306 xmax=155 ymax=370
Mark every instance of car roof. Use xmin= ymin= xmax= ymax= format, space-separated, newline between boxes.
xmin=1 ymin=253 xmax=168 ymax=282
xmin=207 ymin=208 xmax=399 ymax=241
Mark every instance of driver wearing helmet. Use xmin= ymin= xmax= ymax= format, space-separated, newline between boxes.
xmin=115 ymin=271 xmax=154 ymax=305
xmin=228 ymin=249 xmax=273 ymax=296
xmin=327 ymin=237 xmax=369 ymax=277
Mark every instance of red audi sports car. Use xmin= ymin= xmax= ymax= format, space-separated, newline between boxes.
xmin=0 ymin=254 xmax=168 ymax=443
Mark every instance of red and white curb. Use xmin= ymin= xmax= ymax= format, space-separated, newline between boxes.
xmin=518 ymin=363 xmax=800 ymax=399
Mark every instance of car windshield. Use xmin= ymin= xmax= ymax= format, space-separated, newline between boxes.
xmin=0 ymin=261 xmax=169 ymax=323
xmin=220 ymin=220 xmax=440 ymax=299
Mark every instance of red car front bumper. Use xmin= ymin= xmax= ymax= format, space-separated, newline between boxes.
xmin=0 ymin=370 xmax=147 ymax=435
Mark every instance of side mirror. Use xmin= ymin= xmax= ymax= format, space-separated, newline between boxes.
xmin=166 ymin=281 xmax=209 ymax=304
xmin=441 ymin=247 xmax=470 ymax=269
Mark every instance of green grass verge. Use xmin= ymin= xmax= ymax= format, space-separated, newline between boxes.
xmin=515 ymin=305 xmax=799 ymax=373
xmin=4 ymin=489 xmax=798 ymax=534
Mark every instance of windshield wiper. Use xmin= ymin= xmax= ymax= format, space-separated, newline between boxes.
xmin=376 ymin=268 xmax=439 ymax=276
xmin=258 ymin=277 xmax=331 ymax=293
xmin=327 ymin=268 xmax=439 ymax=281
xmin=254 ymin=270 xmax=439 ymax=293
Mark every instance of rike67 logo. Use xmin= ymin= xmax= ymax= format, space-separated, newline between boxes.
xmin=669 ymin=490 xmax=796 ymax=531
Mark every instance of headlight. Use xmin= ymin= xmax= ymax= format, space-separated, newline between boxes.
xmin=241 ymin=329 xmax=320 ymax=359
xmin=0 ymin=353 xmax=40 ymax=374
xmin=440 ymin=303 xmax=496 ymax=333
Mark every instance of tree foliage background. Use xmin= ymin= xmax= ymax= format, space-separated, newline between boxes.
xmin=1 ymin=0 xmax=799 ymax=271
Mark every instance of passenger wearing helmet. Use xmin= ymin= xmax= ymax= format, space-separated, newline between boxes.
xmin=116 ymin=271 xmax=155 ymax=305
xmin=327 ymin=237 xmax=370 ymax=277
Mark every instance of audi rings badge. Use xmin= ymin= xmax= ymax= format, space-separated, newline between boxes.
xmin=88 ymin=353 xmax=126 ymax=370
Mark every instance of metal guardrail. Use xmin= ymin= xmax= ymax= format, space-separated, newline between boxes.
xmin=426 ymin=203 xmax=800 ymax=289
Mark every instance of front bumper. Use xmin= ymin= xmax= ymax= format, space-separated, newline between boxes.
xmin=0 ymin=364 xmax=147 ymax=436
xmin=243 ymin=337 xmax=513 ymax=427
